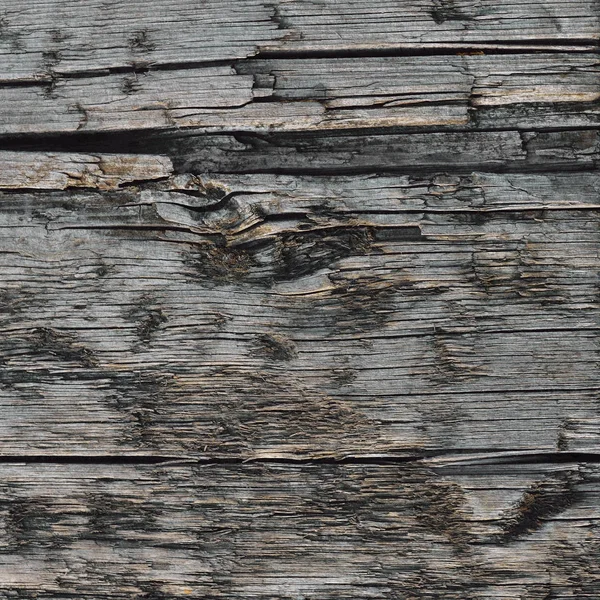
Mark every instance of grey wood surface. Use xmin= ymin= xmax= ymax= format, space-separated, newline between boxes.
xmin=0 ymin=168 xmax=599 ymax=459
xmin=0 ymin=461 xmax=598 ymax=598
xmin=2 ymin=53 xmax=599 ymax=134
xmin=0 ymin=0 xmax=598 ymax=597
xmin=157 ymin=129 xmax=600 ymax=174
xmin=0 ymin=0 xmax=596 ymax=83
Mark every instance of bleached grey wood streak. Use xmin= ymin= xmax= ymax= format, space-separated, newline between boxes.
xmin=260 ymin=0 xmax=600 ymax=51
xmin=0 ymin=171 xmax=598 ymax=458
xmin=0 ymin=0 xmax=595 ymax=83
xmin=0 ymin=461 xmax=596 ymax=598
xmin=0 ymin=0 xmax=280 ymax=79
xmin=1 ymin=54 xmax=599 ymax=134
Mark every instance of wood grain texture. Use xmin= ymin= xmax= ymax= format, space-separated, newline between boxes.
xmin=161 ymin=129 xmax=600 ymax=174
xmin=2 ymin=53 xmax=599 ymax=135
xmin=259 ymin=0 xmax=600 ymax=51
xmin=0 ymin=0 xmax=280 ymax=80
xmin=0 ymin=461 xmax=597 ymax=598
xmin=1 ymin=1 xmax=599 ymax=596
xmin=0 ymin=152 xmax=172 ymax=190
xmin=0 ymin=0 xmax=596 ymax=85
xmin=0 ymin=172 xmax=597 ymax=458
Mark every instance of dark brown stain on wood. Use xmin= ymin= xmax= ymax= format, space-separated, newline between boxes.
xmin=499 ymin=473 xmax=580 ymax=542
xmin=30 ymin=327 xmax=98 ymax=367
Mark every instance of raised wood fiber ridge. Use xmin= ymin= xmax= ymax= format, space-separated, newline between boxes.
xmin=0 ymin=0 xmax=599 ymax=597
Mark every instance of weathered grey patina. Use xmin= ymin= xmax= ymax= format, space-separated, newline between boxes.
xmin=0 ymin=1 xmax=598 ymax=597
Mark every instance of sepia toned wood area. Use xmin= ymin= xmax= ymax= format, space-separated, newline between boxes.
xmin=0 ymin=0 xmax=598 ymax=597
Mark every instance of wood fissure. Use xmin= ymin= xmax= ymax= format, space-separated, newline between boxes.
xmin=0 ymin=172 xmax=598 ymax=460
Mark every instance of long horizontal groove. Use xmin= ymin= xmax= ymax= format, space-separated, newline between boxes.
xmin=193 ymin=164 xmax=600 ymax=176
xmin=258 ymin=40 xmax=600 ymax=59
xmin=1 ymin=123 xmax=599 ymax=151
xmin=2 ymin=159 xmax=598 ymax=177
xmin=0 ymin=451 xmax=598 ymax=467
xmin=0 ymin=58 xmax=240 ymax=87
xmin=0 ymin=41 xmax=596 ymax=86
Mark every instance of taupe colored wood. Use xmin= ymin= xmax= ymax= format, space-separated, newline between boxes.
xmin=0 ymin=152 xmax=172 ymax=190
xmin=0 ymin=461 xmax=596 ymax=598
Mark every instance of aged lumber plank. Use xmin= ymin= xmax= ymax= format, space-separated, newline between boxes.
xmin=0 ymin=1 xmax=598 ymax=597
xmin=0 ymin=171 xmax=597 ymax=458
xmin=1 ymin=53 xmax=598 ymax=135
xmin=0 ymin=0 xmax=281 ymax=80
xmin=0 ymin=0 xmax=595 ymax=86
xmin=0 ymin=67 xmax=255 ymax=135
xmin=237 ymin=54 xmax=600 ymax=130
xmin=0 ymin=460 xmax=597 ymax=598
xmin=0 ymin=152 xmax=172 ymax=190
xmin=259 ymin=0 xmax=600 ymax=52
xmin=160 ymin=129 xmax=600 ymax=174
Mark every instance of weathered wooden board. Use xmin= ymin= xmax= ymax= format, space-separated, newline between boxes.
xmin=0 ymin=461 xmax=597 ymax=598
xmin=0 ymin=0 xmax=281 ymax=80
xmin=0 ymin=152 xmax=172 ymax=190
xmin=259 ymin=0 xmax=600 ymax=52
xmin=1 ymin=1 xmax=599 ymax=596
xmin=0 ymin=167 xmax=598 ymax=458
xmin=2 ymin=53 xmax=599 ymax=135
xmin=159 ymin=129 xmax=600 ymax=174
xmin=0 ymin=0 xmax=596 ymax=85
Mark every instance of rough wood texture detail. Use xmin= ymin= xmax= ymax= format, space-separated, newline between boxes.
xmin=0 ymin=0 xmax=598 ymax=597
xmin=0 ymin=462 xmax=597 ymax=598
xmin=0 ymin=152 xmax=172 ymax=190
xmin=2 ymin=54 xmax=599 ymax=134
xmin=0 ymin=172 xmax=599 ymax=458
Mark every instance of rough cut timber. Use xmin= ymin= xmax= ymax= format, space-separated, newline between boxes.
xmin=0 ymin=0 xmax=596 ymax=83
xmin=160 ymin=129 xmax=600 ymax=174
xmin=0 ymin=461 xmax=598 ymax=599
xmin=259 ymin=0 xmax=600 ymax=51
xmin=0 ymin=152 xmax=172 ymax=190
xmin=0 ymin=0 xmax=599 ymax=598
xmin=0 ymin=168 xmax=598 ymax=459
xmin=2 ymin=53 xmax=599 ymax=134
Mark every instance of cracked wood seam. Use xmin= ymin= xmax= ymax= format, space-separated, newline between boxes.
xmin=154 ymin=128 xmax=600 ymax=175
xmin=0 ymin=152 xmax=172 ymax=191
xmin=0 ymin=0 xmax=597 ymax=83
xmin=0 ymin=0 xmax=599 ymax=597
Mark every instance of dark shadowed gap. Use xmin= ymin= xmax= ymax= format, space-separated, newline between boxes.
xmin=0 ymin=451 xmax=598 ymax=466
